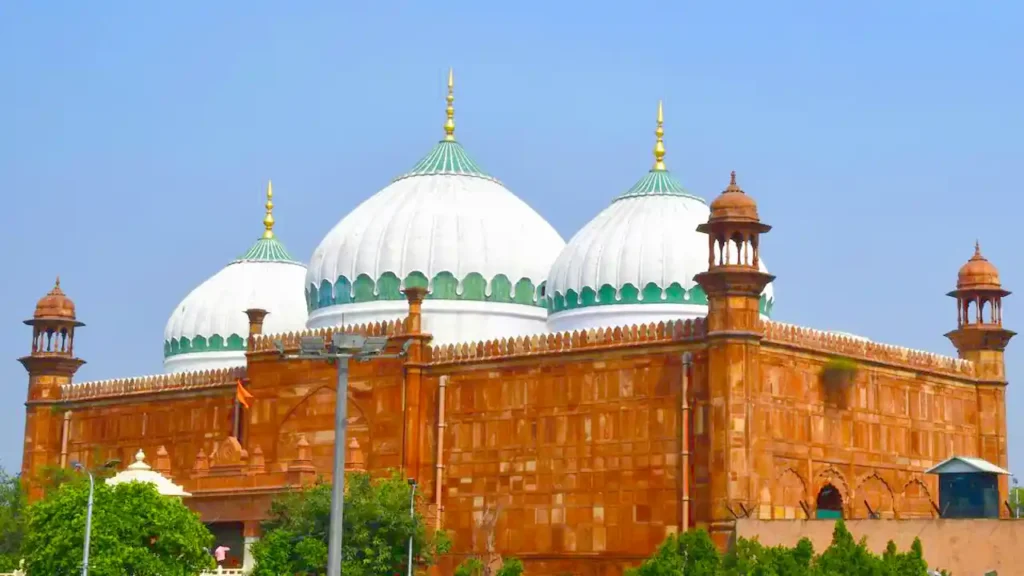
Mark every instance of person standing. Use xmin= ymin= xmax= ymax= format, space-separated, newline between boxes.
xmin=214 ymin=544 xmax=231 ymax=569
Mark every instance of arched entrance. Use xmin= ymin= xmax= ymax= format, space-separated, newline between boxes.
xmin=815 ymin=483 xmax=844 ymax=519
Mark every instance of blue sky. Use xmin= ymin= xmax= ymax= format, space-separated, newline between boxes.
xmin=2 ymin=1 xmax=1022 ymax=476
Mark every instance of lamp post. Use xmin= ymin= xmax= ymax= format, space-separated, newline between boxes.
xmin=71 ymin=459 xmax=120 ymax=576
xmin=407 ymin=478 xmax=417 ymax=576
xmin=276 ymin=333 xmax=412 ymax=576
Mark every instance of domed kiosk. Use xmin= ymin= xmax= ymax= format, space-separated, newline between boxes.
xmin=305 ymin=71 xmax=565 ymax=344
xmin=545 ymin=103 xmax=774 ymax=333
xmin=163 ymin=183 xmax=308 ymax=373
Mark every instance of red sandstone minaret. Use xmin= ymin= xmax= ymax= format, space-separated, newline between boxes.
xmin=694 ymin=172 xmax=776 ymax=545
xmin=19 ymin=277 xmax=86 ymax=490
xmin=945 ymin=242 xmax=1013 ymax=514
xmin=945 ymin=242 xmax=1014 ymax=382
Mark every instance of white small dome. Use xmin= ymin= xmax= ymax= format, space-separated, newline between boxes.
xmin=546 ymin=170 xmax=774 ymax=333
xmin=306 ymin=139 xmax=565 ymax=344
xmin=164 ymin=233 xmax=308 ymax=373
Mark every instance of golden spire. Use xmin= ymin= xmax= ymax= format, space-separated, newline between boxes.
xmin=653 ymin=100 xmax=666 ymax=171
xmin=443 ymin=68 xmax=456 ymax=141
xmin=262 ymin=180 xmax=275 ymax=239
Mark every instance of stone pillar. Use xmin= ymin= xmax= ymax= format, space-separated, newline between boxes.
xmin=245 ymin=308 xmax=269 ymax=336
xmin=401 ymin=287 xmax=429 ymax=481
xmin=243 ymin=520 xmax=261 ymax=572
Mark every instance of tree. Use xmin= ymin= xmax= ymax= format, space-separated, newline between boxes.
xmin=1011 ymin=482 xmax=1023 ymax=518
xmin=21 ymin=480 xmax=214 ymax=576
xmin=251 ymin=472 xmax=452 ymax=576
xmin=0 ymin=468 xmax=26 ymax=571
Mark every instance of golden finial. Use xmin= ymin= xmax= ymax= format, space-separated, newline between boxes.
xmin=653 ymin=100 xmax=666 ymax=171
xmin=974 ymin=239 xmax=982 ymax=257
xmin=443 ymin=68 xmax=455 ymax=141
xmin=55 ymin=275 xmax=61 ymax=289
xmin=262 ymin=180 xmax=275 ymax=239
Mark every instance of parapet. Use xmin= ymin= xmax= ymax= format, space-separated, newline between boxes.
xmin=427 ymin=317 xmax=706 ymax=364
xmin=763 ymin=321 xmax=974 ymax=378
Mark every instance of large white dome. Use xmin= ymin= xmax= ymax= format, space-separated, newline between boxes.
xmin=164 ymin=187 xmax=308 ymax=373
xmin=546 ymin=110 xmax=774 ymax=333
xmin=306 ymin=139 xmax=565 ymax=345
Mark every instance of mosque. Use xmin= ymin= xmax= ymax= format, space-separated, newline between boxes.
xmin=18 ymin=71 xmax=1013 ymax=574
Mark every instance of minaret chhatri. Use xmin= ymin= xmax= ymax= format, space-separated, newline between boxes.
xmin=19 ymin=277 xmax=86 ymax=494
xmin=945 ymin=241 xmax=1014 ymax=381
xmin=693 ymin=170 xmax=775 ymax=546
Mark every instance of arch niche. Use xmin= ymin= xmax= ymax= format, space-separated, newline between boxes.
xmin=815 ymin=484 xmax=844 ymax=519
xmin=275 ymin=385 xmax=372 ymax=473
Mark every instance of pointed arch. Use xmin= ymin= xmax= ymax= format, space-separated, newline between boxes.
xmin=900 ymin=476 xmax=937 ymax=518
xmin=771 ymin=467 xmax=809 ymax=518
xmin=853 ymin=471 xmax=896 ymax=518
xmin=275 ymin=384 xmax=372 ymax=472
xmin=812 ymin=465 xmax=851 ymax=518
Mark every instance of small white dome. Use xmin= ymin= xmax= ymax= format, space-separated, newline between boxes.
xmin=546 ymin=170 xmax=775 ymax=333
xmin=306 ymin=139 xmax=565 ymax=344
xmin=164 ymin=235 xmax=308 ymax=374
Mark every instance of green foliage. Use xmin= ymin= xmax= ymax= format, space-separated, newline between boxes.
xmin=454 ymin=556 xmax=525 ymax=576
xmin=1011 ymin=484 xmax=1023 ymax=518
xmin=628 ymin=520 xmax=941 ymax=576
xmin=22 ymin=480 xmax=214 ymax=576
xmin=252 ymin=471 xmax=452 ymax=576
xmin=454 ymin=557 xmax=485 ymax=576
xmin=497 ymin=557 xmax=525 ymax=576
xmin=0 ymin=468 xmax=26 ymax=571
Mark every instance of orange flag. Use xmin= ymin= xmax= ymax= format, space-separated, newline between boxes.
xmin=236 ymin=379 xmax=255 ymax=409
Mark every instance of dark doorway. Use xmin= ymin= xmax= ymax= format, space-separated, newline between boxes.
xmin=815 ymin=484 xmax=844 ymax=519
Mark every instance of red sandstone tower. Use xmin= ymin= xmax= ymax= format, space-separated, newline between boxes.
xmin=18 ymin=278 xmax=85 ymax=496
xmin=694 ymin=172 xmax=775 ymax=545
xmin=944 ymin=242 xmax=1013 ymax=513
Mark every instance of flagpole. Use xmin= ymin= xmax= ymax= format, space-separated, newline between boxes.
xmin=233 ymin=398 xmax=241 ymax=439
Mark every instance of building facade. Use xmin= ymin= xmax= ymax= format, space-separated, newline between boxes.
xmin=17 ymin=75 xmax=1013 ymax=575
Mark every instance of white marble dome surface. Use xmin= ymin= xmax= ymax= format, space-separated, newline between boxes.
xmin=546 ymin=111 xmax=774 ymax=333
xmin=164 ymin=230 xmax=308 ymax=373
xmin=305 ymin=138 xmax=565 ymax=345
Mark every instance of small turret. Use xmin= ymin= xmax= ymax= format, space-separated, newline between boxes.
xmin=945 ymin=242 xmax=1014 ymax=382
xmin=19 ymin=277 xmax=86 ymax=401
xmin=694 ymin=172 xmax=775 ymax=334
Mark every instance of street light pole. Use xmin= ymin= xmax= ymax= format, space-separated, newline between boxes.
xmin=407 ymin=478 xmax=417 ymax=576
xmin=81 ymin=470 xmax=94 ymax=576
xmin=72 ymin=459 xmax=119 ymax=576
xmin=276 ymin=334 xmax=411 ymax=576
xmin=326 ymin=359 xmax=350 ymax=574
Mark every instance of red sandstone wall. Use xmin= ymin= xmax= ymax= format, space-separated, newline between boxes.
xmin=57 ymin=391 xmax=235 ymax=483
xmin=755 ymin=345 xmax=995 ymax=520
xmin=421 ymin=351 xmax=697 ymax=573
xmin=735 ymin=518 xmax=1024 ymax=576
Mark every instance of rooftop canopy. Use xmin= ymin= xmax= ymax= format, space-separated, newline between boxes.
xmin=924 ymin=456 xmax=1010 ymax=476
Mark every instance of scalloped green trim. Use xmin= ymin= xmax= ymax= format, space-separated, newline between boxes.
xmin=394 ymin=140 xmax=496 ymax=182
xmin=306 ymin=272 xmax=547 ymax=312
xmin=233 ymin=237 xmax=298 ymax=264
xmin=546 ymin=283 xmax=774 ymax=316
xmin=163 ymin=333 xmax=247 ymax=358
xmin=615 ymin=169 xmax=706 ymax=202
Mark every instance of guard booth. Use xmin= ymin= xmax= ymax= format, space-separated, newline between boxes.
xmin=925 ymin=456 xmax=1010 ymax=519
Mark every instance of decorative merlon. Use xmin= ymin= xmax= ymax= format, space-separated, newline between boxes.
xmin=61 ymin=366 xmax=245 ymax=401
xmin=250 ymin=318 xmax=407 ymax=353
xmin=763 ymin=321 xmax=974 ymax=377
xmin=427 ymin=318 xmax=706 ymax=364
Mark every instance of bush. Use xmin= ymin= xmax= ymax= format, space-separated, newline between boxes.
xmin=628 ymin=520 xmax=942 ymax=576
